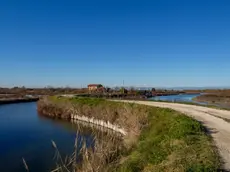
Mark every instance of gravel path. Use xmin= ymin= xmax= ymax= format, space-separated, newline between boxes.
xmin=115 ymin=100 xmax=230 ymax=170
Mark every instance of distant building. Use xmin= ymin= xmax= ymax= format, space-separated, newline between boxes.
xmin=87 ymin=84 xmax=103 ymax=91
xmin=25 ymin=95 xmax=34 ymax=98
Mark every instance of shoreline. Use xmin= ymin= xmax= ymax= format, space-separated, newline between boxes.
xmin=193 ymin=95 xmax=230 ymax=110
xmin=0 ymin=97 xmax=39 ymax=105
xmin=71 ymin=114 xmax=127 ymax=135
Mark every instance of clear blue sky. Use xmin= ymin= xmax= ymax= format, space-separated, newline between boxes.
xmin=0 ymin=0 xmax=230 ymax=88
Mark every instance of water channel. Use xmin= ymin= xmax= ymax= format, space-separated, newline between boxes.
xmin=0 ymin=102 xmax=94 ymax=172
xmin=149 ymin=93 xmax=202 ymax=103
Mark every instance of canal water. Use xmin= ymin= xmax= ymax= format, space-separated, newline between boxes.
xmin=149 ymin=93 xmax=203 ymax=103
xmin=0 ymin=102 xmax=94 ymax=172
xmin=148 ymin=93 xmax=230 ymax=110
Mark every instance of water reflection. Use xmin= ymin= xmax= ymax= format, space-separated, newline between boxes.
xmin=0 ymin=102 xmax=121 ymax=172
xmin=149 ymin=94 xmax=201 ymax=103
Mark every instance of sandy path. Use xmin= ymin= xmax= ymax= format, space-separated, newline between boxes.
xmin=114 ymin=100 xmax=230 ymax=170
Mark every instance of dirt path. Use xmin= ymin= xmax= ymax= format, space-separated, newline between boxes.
xmin=114 ymin=100 xmax=230 ymax=170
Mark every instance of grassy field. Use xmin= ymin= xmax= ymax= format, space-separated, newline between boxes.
xmin=38 ymin=97 xmax=220 ymax=171
xmin=116 ymin=108 xmax=220 ymax=172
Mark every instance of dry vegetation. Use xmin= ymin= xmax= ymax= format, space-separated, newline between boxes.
xmin=0 ymin=86 xmax=185 ymax=97
xmin=184 ymin=89 xmax=230 ymax=108
xmin=37 ymin=96 xmax=148 ymax=145
xmin=185 ymin=89 xmax=230 ymax=95
xmin=0 ymin=87 xmax=89 ymax=96
xmin=50 ymin=129 xmax=124 ymax=172
xmin=37 ymin=97 xmax=220 ymax=172
xmin=194 ymin=94 xmax=230 ymax=106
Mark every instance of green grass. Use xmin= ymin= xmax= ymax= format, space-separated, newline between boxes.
xmin=43 ymin=97 xmax=221 ymax=171
xmin=116 ymin=107 xmax=220 ymax=172
xmin=49 ymin=96 xmax=106 ymax=106
xmin=70 ymin=97 xmax=106 ymax=106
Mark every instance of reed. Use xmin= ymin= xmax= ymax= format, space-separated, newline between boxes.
xmin=49 ymin=127 xmax=124 ymax=172
xmin=35 ymin=96 xmax=220 ymax=172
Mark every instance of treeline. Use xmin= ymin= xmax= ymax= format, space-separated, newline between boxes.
xmin=0 ymin=87 xmax=88 ymax=96
xmin=0 ymin=86 xmax=186 ymax=97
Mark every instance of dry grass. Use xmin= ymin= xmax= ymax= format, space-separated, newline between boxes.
xmin=49 ymin=125 xmax=124 ymax=172
xmin=37 ymin=97 xmax=149 ymax=145
xmin=36 ymin=97 xmax=220 ymax=172
xmin=194 ymin=94 xmax=230 ymax=107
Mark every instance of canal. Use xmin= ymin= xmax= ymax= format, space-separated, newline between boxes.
xmin=149 ymin=93 xmax=201 ymax=103
xmin=0 ymin=102 xmax=94 ymax=172
xmin=149 ymin=93 xmax=230 ymax=109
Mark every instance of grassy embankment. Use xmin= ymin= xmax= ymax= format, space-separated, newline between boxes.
xmin=37 ymin=97 xmax=220 ymax=172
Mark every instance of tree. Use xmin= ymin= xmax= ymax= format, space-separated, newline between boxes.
xmin=106 ymin=87 xmax=111 ymax=93
xmin=130 ymin=87 xmax=135 ymax=93
xmin=151 ymin=88 xmax=156 ymax=92
xmin=120 ymin=87 xmax=127 ymax=94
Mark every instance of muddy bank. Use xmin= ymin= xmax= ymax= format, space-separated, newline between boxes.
xmin=193 ymin=94 xmax=230 ymax=108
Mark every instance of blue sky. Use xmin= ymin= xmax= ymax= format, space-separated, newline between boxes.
xmin=0 ymin=0 xmax=230 ymax=88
